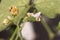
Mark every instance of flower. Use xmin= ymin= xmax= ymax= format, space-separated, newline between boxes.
xmin=27 ymin=12 xmax=34 ymax=17
xmin=9 ymin=6 xmax=19 ymax=16
xmin=3 ymin=18 xmax=9 ymax=25
xmin=32 ymin=12 xmax=41 ymax=18
xmin=27 ymin=12 xmax=41 ymax=21
xmin=32 ymin=12 xmax=41 ymax=21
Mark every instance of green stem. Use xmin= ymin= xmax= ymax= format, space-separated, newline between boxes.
xmin=20 ymin=30 xmax=23 ymax=40
xmin=40 ymin=18 xmax=55 ymax=40
xmin=15 ymin=34 xmax=18 ymax=40
xmin=10 ymin=27 xmax=18 ymax=40
xmin=10 ymin=4 xmax=32 ymax=40
xmin=17 ymin=25 xmax=23 ymax=40
xmin=15 ymin=25 xmax=19 ymax=40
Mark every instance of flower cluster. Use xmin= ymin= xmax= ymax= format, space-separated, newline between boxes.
xmin=27 ymin=12 xmax=41 ymax=21
xmin=9 ymin=6 xmax=19 ymax=16
xmin=2 ymin=6 xmax=19 ymax=26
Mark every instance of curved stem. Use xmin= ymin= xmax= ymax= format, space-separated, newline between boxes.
xmin=40 ymin=18 xmax=55 ymax=40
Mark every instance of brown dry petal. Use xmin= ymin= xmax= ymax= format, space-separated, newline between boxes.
xmin=9 ymin=6 xmax=19 ymax=16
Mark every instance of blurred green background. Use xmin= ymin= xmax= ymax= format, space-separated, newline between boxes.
xmin=35 ymin=0 xmax=60 ymax=18
xmin=0 ymin=0 xmax=60 ymax=31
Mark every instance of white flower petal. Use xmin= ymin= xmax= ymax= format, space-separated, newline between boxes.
xmin=32 ymin=12 xmax=41 ymax=18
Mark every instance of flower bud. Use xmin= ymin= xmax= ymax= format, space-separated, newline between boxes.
xmin=3 ymin=19 xmax=9 ymax=25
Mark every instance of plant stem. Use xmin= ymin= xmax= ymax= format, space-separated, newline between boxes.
xmin=10 ymin=27 xmax=18 ymax=40
xmin=40 ymin=18 xmax=55 ymax=40
xmin=10 ymin=4 xmax=32 ymax=40
xmin=17 ymin=25 xmax=23 ymax=40
xmin=15 ymin=34 xmax=18 ymax=40
xmin=20 ymin=30 xmax=23 ymax=40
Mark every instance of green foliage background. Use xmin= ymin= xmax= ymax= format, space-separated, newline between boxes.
xmin=0 ymin=0 xmax=29 ymax=31
xmin=0 ymin=0 xmax=60 ymax=33
xmin=35 ymin=0 xmax=60 ymax=17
